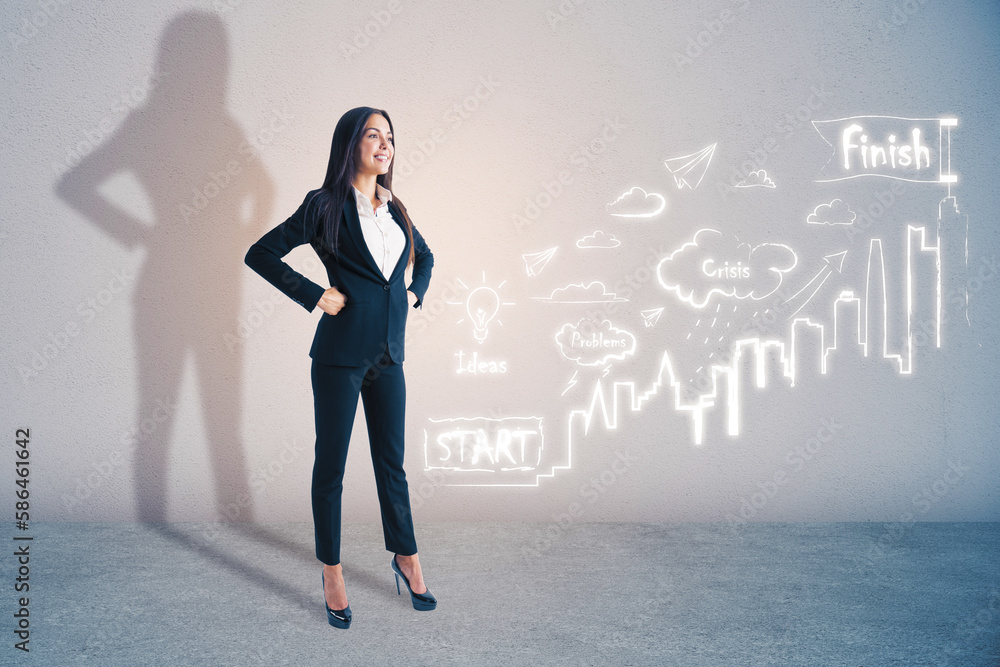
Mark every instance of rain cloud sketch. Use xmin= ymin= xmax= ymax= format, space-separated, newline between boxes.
xmin=656 ymin=229 xmax=797 ymax=308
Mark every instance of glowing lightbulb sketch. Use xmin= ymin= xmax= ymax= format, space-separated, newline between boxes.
xmin=445 ymin=273 xmax=515 ymax=344
xmin=664 ymin=142 xmax=717 ymax=190
xmin=467 ymin=287 xmax=500 ymax=343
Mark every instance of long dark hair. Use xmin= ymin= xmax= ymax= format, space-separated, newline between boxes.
xmin=307 ymin=106 xmax=416 ymax=267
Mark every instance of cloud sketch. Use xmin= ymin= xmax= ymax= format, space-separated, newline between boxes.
xmin=576 ymin=230 xmax=621 ymax=249
xmin=531 ymin=281 xmax=629 ymax=303
xmin=807 ymin=199 xmax=856 ymax=226
xmin=735 ymin=169 xmax=776 ymax=189
xmin=606 ymin=187 xmax=666 ymax=218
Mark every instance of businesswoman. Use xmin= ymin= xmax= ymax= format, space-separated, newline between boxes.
xmin=244 ymin=107 xmax=436 ymax=628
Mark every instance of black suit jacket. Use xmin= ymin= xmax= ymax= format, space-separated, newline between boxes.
xmin=244 ymin=188 xmax=433 ymax=366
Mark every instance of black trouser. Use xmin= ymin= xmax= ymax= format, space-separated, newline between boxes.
xmin=310 ymin=349 xmax=417 ymax=566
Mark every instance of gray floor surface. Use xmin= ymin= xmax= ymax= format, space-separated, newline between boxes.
xmin=1 ymin=522 xmax=997 ymax=666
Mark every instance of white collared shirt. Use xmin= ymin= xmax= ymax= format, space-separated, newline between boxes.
xmin=352 ymin=183 xmax=405 ymax=280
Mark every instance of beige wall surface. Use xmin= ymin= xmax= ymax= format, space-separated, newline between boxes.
xmin=2 ymin=0 xmax=998 ymax=523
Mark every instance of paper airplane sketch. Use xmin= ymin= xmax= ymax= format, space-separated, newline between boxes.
xmin=664 ymin=142 xmax=717 ymax=190
xmin=522 ymin=247 xmax=557 ymax=276
xmin=735 ymin=170 xmax=776 ymax=189
xmin=807 ymin=199 xmax=856 ymax=226
xmin=531 ymin=281 xmax=629 ymax=303
xmin=640 ymin=307 xmax=665 ymax=328
xmin=576 ymin=230 xmax=621 ymax=249
xmin=606 ymin=187 xmax=667 ymax=218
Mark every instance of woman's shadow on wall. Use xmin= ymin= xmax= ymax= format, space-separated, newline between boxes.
xmin=55 ymin=10 xmax=324 ymax=605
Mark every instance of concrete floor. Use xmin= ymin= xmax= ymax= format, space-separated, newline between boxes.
xmin=3 ymin=522 xmax=997 ymax=665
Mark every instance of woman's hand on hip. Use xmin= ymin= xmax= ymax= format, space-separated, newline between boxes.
xmin=317 ymin=286 xmax=347 ymax=315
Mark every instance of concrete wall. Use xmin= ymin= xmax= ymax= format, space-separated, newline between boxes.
xmin=3 ymin=0 xmax=998 ymax=523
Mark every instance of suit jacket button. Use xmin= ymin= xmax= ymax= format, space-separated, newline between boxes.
xmin=383 ymin=284 xmax=390 ymax=291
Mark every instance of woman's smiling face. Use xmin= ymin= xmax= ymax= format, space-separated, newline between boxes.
xmin=355 ymin=112 xmax=393 ymax=176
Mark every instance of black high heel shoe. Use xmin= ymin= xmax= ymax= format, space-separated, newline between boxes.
xmin=391 ymin=555 xmax=437 ymax=611
xmin=321 ymin=571 xmax=352 ymax=629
